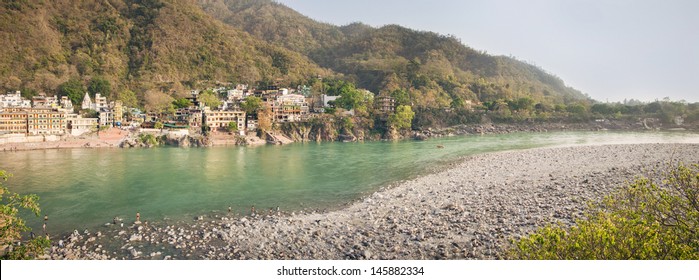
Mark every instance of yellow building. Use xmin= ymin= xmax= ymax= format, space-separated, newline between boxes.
xmin=113 ymin=100 xmax=123 ymax=125
xmin=0 ymin=110 xmax=28 ymax=134
xmin=27 ymin=108 xmax=66 ymax=135
xmin=0 ymin=108 xmax=67 ymax=135
xmin=204 ymin=109 xmax=246 ymax=132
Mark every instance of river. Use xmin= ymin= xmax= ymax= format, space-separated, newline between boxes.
xmin=1 ymin=130 xmax=698 ymax=236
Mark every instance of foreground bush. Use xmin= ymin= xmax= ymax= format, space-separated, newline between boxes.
xmin=1 ymin=170 xmax=50 ymax=259
xmin=509 ymin=163 xmax=699 ymax=259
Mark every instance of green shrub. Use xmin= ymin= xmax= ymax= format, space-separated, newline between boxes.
xmin=509 ymin=163 xmax=699 ymax=259
xmin=138 ymin=133 xmax=159 ymax=147
xmin=1 ymin=170 xmax=50 ymax=259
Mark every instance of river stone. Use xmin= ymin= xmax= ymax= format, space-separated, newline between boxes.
xmin=129 ymin=234 xmax=142 ymax=242
xmin=364 ymin=250 xmax=372 ymax=259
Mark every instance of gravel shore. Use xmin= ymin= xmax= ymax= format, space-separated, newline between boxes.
xmin=46 ymin=143 xmax=699 ymax=260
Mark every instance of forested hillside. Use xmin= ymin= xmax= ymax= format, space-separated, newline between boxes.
xmin=1 ymin=0 xmax=329 ymax=108
xmin=3 ymin=0 xmax=593 ymax=117
xmin=199 ymin=0 xmax=590 ymax=111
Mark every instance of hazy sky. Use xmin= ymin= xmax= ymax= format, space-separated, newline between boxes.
xmin=276 ymin=0 xmax=698 ymax=102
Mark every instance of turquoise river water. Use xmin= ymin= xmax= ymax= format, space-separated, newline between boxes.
xmin=1 ymin=130 xmax=698 ymax=236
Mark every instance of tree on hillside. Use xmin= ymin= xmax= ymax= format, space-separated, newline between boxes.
xmin=591 ymin=103 xmax=616 ymax=116
xmin=335 ymin=86 xmax=374 ymax=112
xmin=388 ymin=105 xmax=415 ymax=131
xmin=113 ymin=89 xmax=139 ymax=108
xmin=257 ymin=107 xmax=273 ymax=133
xmin=324 ymin=79 xmax=355 ymax=97
xmin=87 ymin=77 xmax=111 ymax=98
xmin=390 ymin=89 xmax=411 ymax=107
xmin=509 ymin=97 xmax=535 ymax=112
xmin=450 ymin=96 xmax=465 ymax=109
xmin=58 ymin=78 xmax=85 ymax=106
xmin=645 ymin=102 xmax=662 ymax=113
xmin=566 ymin=102 xmax=589 ymax=120
xmin=241 ymin=96 xmax=263 ymax=115
xmin=144 ymin=90 xmax=174 ymax=115
xmin=334 ymin=88 xmax=361 ymax=110
xmin=172 ymin=98 xmax=192 ymax=109
xmin=198 ymin=90 xmax=222 ymax=109
xmin=1 ymin=170 xmax=50 ymax=259
xmin=659 ymin=101 xmax=687 ymax=124
xmin=19 ymin=88 xmax=38 ymax=100
xmin=4 ymin=76 xmax=22 ymax=92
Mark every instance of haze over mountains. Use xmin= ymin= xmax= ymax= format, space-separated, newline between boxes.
xmin=1 ymin=0 xmax=590 ymax=109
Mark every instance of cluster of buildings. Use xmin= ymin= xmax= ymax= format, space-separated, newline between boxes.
xmin=1 ymin=83 xmax=399 ymax=138
xmin=167 ymin=85 xmax=319 ymax=134
xmin=82 ymin=93 xmax=124 ymax=127
xmin=0 ymin=91 xmax=110 ymax=136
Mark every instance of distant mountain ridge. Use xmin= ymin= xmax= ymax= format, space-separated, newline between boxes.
xmin=200 ymin=0 xmax=589 ymax=108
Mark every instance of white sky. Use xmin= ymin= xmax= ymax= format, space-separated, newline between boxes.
xmin=276 ymin=0 xmax=699 ymax=102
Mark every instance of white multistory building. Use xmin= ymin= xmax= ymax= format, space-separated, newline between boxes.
xmin=81 ymin=93 xmax=108 ymax=111
xmin=0 ymin=91 xmax=31 ymax=108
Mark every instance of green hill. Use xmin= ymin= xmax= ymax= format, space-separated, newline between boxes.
xmin=0 ymin=0 xmax=329 ymax=106
xmin=2 ymin=0 xmax=589 ymax=113
xmin=198 ymin=0 xmax=347 ymax=54
xmin=198 ymin=0 xmax=590 ymax=110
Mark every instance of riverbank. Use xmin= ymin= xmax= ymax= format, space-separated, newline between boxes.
xmin=412 ymin=118 xmax=696 ymax=140
xmin=0 ymin=128 xmax=128 ymax=151
xmin=2 ymin=118 xmax=696 ymax=151
xmin=43 ymin=143 xmax=699 ymax=260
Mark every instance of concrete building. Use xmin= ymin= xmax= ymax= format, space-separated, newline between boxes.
xmin=226 ymin=89 xmax=245 ymax=101
xmin=82 ymin=93 xmax=108 ymax=111
xmin=112 ymin=100 xmax=123 ymax=126
xmin=174 ymin=108 xmax=203 ymax=128
xmin=274 ymin=94 xmax=309 ymax=122
xmin=26 ymin=108 xmax=66 ymax=135
xmin=321 ymin=94 xmax=339 ymax=108
xmin=95 ymin=94 xmax=107 ymax=111
xmin=246 ymin=116 xmax=258 ymax=131
xmin=0 ymin=109 xmax=28 ymax=134
xmin=32 ymin=93 xmax=58 ymax=108
xmin=59 ymin=96 xmax=74 ymax=112
xmin=375 ymin=95 xmax=396 ymax=114
xmin=67 ymin=116 xmax=98 ymax=136
xmin=204 ymin=109 xmax=246 ymax=132
xmin=313 ymin=94 xmax=341 ymax=113
xmin=256 ymin=92 xmax=311 ymax=123
xmin=0 ymin=91 xmax=31 ymax=108
xmin=1 ymin=108 xmax=68 ymax=135
xmin=98 ymin=108 xmax=113 ymax=127
xmin=82 ymin=92 xmax=92 ymax=110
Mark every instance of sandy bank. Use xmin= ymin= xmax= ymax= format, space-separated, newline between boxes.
xmin=47 ymin=143 xmax=699 ymax=260
xmin=0 ymin=128 xmax=128 ymax=151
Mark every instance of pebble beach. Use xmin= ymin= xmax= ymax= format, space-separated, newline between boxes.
xmin=45 ymin=143 xmax=699 ymax=260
